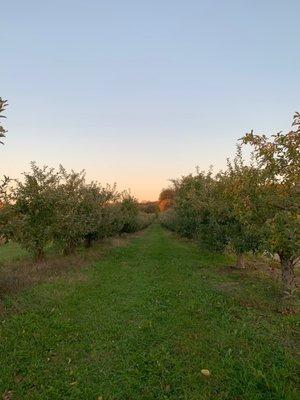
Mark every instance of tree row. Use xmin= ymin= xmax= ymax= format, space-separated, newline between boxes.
xmin=159 ymin=113 xmax=300 ymax=298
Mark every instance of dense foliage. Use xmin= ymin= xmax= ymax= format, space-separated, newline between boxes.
xmin=158 ymin=188 xmax=175 ymax=211
xmin=0 ymin=164 xmax=153 ymax=260
xmin=159 ymin=113 xmax=300 ymax=297
xmin=138 ymin=201 xmax=159 ymax=214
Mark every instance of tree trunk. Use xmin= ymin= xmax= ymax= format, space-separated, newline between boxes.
xmin=236 ymin=253 xmax=245 ymax=269
xmin=280 ymin=256 xmax=296 ymax=298
xmin=34 ymin=248 xmax=45 ymax=262
xmin=84 ymin=236 xmax=92 ymax=248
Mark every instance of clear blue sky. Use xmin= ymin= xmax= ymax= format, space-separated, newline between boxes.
xmin=1 ymin=0 xmax=299 ymax=200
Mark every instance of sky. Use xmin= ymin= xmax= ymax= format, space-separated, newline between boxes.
xmin=1 ymin=0 xmax=299 ymax=200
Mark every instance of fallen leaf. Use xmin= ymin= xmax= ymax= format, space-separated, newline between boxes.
xmin=201 ymin=369 xmax=211 ymax=377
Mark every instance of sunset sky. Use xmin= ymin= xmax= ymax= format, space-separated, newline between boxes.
xmin=2 ymin=0 xmax=299 ymax=200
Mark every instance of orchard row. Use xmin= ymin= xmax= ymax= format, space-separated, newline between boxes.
xmin=0 ymin=164 xmax=154 ymax=260
xmin=159 ymin=113 xmax=300 ymax=298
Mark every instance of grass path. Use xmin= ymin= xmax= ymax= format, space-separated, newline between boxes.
xmin=0 ymin=225 xmax=299 ymax=399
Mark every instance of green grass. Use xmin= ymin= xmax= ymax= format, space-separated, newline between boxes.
xmin=0 ymin=225 xmax=299 ymax=399
xmin=0 ymin=242 xmax=29 ymax=264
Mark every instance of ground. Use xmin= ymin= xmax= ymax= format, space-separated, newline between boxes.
xmin=0 ymin=225 xmax=299 ymax=399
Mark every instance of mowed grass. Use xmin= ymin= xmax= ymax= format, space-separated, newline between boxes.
xmin=0 ymin=225 xmax=299 ymax=400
